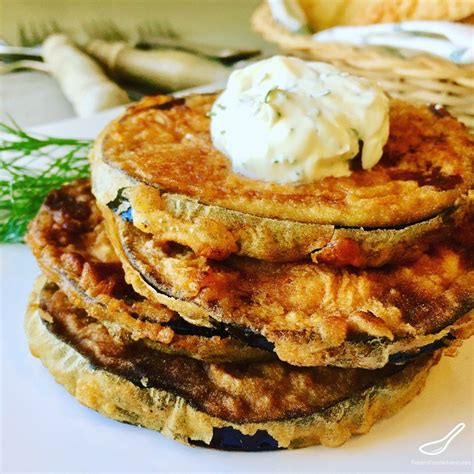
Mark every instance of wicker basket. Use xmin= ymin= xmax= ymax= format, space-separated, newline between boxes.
xmin=252 ymin=3 xmax=474 ymax=131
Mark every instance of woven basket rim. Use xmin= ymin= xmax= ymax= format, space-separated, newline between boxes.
xmin=251 ymin=3 xmax=474 ymax=74
xmin=251 ymin=3 xmax=474 ymax=130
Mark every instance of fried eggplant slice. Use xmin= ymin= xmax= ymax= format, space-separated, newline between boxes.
xmin=26 ymin=278 xmax=441 ymax=450
xmin=104 ymin=203 xmax=474 ymax=369
xmin=91 ymin=93 xmax=473 ymax=266
xmin=26 ymin=180 xmax=270 ymax=363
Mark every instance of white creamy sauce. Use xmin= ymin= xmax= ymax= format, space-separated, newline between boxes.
xmin=210 ymin=56 xmax=389 ymax=184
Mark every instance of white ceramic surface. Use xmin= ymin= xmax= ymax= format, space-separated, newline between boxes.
xmin=0 ymin=110 xmax=472 ymax=473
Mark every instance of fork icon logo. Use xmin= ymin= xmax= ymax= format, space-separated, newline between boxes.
xmin=418 ymin=423 xmax=466 ymax=456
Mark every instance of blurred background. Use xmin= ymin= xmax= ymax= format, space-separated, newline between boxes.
xmin=1 ymin=0 xmax=472 ymax=128
xmin=1 ymin=0 xmax=270 ymax=51
xmin=0 ymin=0 xmax=274 ymax=126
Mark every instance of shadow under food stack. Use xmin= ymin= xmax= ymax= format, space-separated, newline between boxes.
xmin=26 ymin=93 xmax=473 ymax=450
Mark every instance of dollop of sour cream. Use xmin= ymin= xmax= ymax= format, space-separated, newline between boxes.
xmin=210 ymin=56 xmax=389 ymax=184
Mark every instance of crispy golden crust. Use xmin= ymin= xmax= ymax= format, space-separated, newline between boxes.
xmin=91 ymin=151 xmax=467 ymax=266
xmin=105 ymin=205 xmax=474 ymax=369
xmin=25 ymin=278 xmax=440 ymax=448
xmin=26 ymin=180 xmax=269 ymax=363
xmin=100 ymin=94 xmax=472 ymax=228
xmin=40 ymin=282 xmax=272 ymax=364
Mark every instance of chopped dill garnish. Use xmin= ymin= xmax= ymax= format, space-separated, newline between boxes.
xmin=264 ymin=88 xmax=274 ymax=103
xmin=264 ymin=87 xmax=288 ymax=104
xmin=0 ymin=122 xmax=92 ymax=243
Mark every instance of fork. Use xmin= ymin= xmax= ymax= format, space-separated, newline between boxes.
xmin=0 ymin=59 xmax=49 ymax=74
xmin=16 ymin=20 xmax=62 ymax=47
xmin=1 ymin=20 xmax=260 ymax=64
xmin=133 ymin=20 xmax=260 ymax=63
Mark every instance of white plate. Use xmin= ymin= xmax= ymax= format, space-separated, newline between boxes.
xmin=1 ymin=109 xmax=472 ymax=474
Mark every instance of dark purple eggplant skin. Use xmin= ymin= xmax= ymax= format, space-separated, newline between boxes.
xmin=107 ymin=188 xmax=133 ymax=223
xmin=388 ymin=336 xmax=452 ymax=365
xmin=190 ymin=427 xmax=280 ymax=451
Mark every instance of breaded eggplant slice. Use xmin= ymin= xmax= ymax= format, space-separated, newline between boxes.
xmin=104 ymin=204 xmax=474 ymax=369
xmin=40 ymin=280 xmax=272 ymax=363
xmin=92 ymin=94 xmax=473 ymax=266
xmin=26 ymin=278 xmax=441 ymax=450
xmin=26 ymin=180 xmax=270 ymax=363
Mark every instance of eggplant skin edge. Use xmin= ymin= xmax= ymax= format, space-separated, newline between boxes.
xmin=105 ymin=203 xmax=474 ymax=370
xmin=99 ymin=162 xmax=467 ymax=267
xmin=25 ymin=287 xmax=440 ymax=450
xmin=91 ymin=92 xmax=472 ymax=268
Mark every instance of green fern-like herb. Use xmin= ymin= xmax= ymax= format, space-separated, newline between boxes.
xmin=0 ymin=123 xmax=92 ymax=243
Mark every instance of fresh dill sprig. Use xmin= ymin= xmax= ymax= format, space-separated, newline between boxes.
xmin=0 ymin=122 xmax=92 ymax=243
